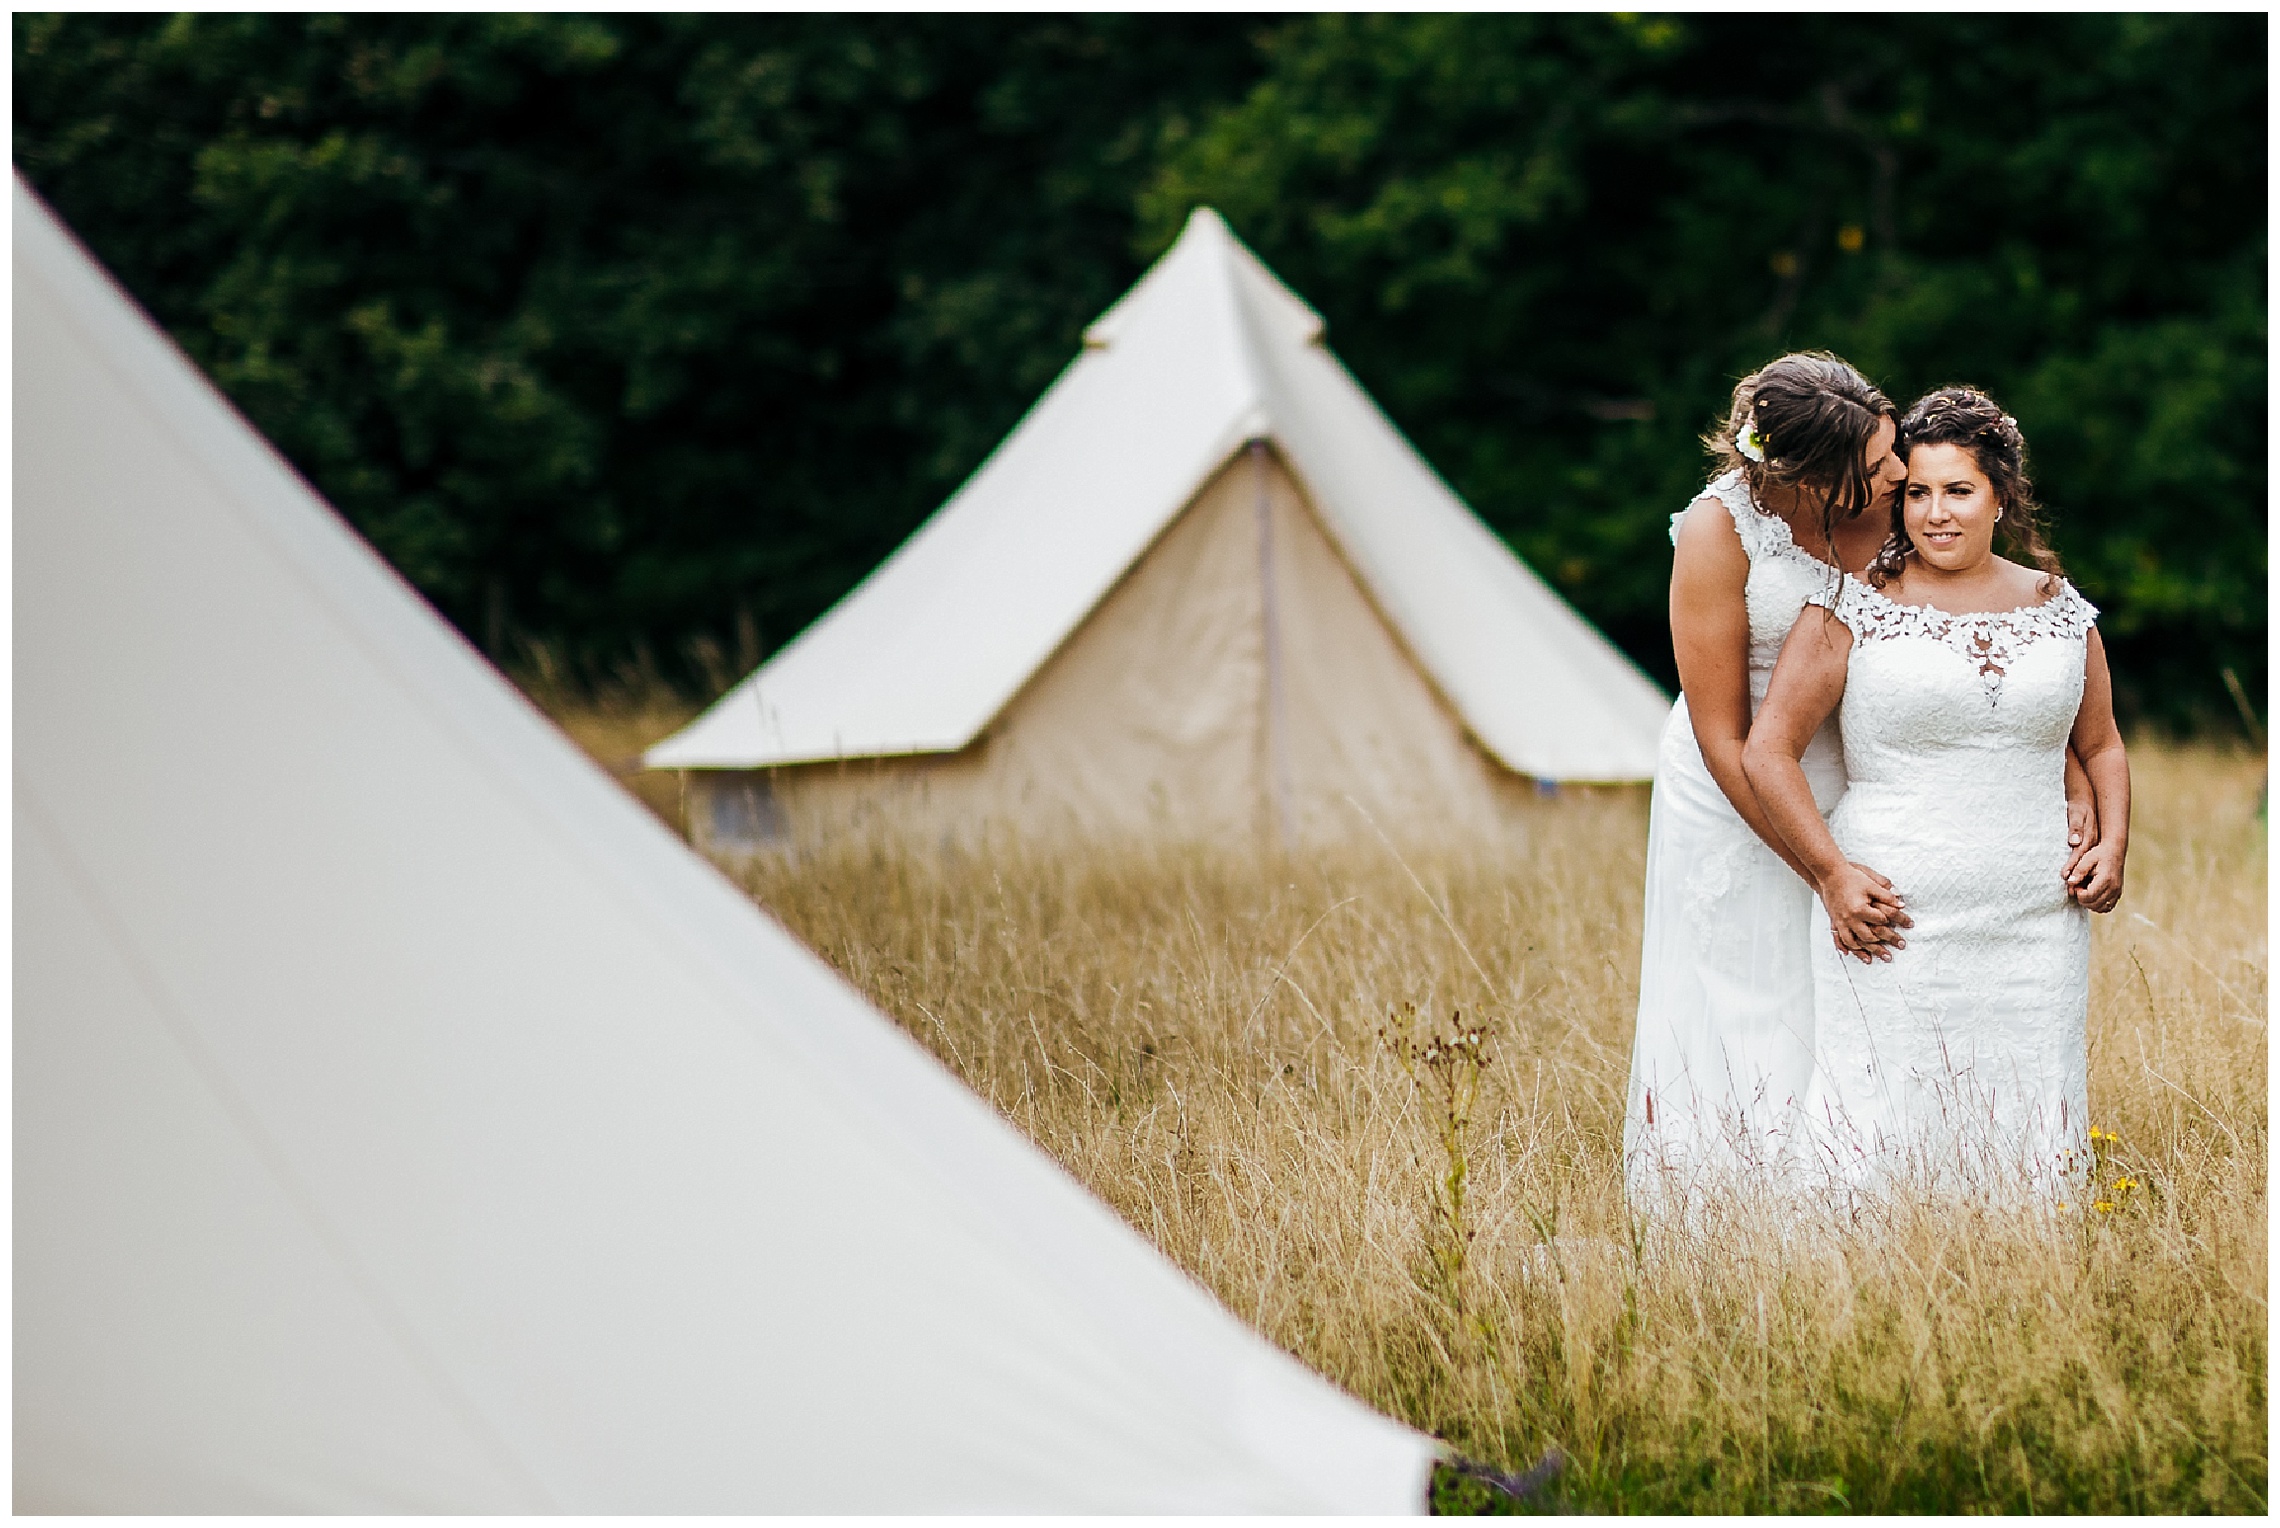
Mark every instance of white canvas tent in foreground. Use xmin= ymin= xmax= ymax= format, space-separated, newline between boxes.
xmin=13 ymin=179 xmax=1436 ymax=1510
xmin=650 ymin=207 xmax=1668 ymax=849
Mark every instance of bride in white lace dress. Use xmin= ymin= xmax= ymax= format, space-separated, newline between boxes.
xmin=1744 ymin=388 xmax=2130 ymax=1200
xmin=1622 ymin=355 xmax=1910 ymax=1201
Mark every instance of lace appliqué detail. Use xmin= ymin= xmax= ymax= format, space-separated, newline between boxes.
xmin=1815 ymin=577 xmax=2098 ymax=706
xmin=1679 ymin=834 xmax=1746 ymax=957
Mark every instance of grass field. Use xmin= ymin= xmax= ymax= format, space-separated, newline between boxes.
xmin=549 ymin=685 xmax=2265 ymax=1513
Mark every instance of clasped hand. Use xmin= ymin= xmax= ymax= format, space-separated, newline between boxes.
xmin=2064 ymin=838 xmax=2125 ymax=912
xmin=1818 ymin=861 xmax=1911 ymax=964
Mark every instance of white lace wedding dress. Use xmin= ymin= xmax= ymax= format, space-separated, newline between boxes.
xmin=1799 ymin=574 xmax=2099 ymax=1200
xmin=1624 ymin=470 xmax=1845 ymax=1202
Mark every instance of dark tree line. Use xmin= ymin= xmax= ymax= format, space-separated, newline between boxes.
xmin=15 ymin=14 xmax=2265 ymax=727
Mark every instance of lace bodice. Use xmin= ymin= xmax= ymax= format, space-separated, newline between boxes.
xmin=1807 ymin=574 xmax=2096 ymax=789
xmin=1672 ymin=470 xmax=1845 ymax=806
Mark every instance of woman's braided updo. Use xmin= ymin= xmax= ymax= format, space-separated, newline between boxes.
xmin=1872 ymin=386 xmax=2064 ymax=592
xmin=1704 ymin=352 xmax=1896 ymax=556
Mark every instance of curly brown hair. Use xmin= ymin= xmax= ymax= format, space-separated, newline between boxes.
xmin=1703 ymin=352 xmax=1896 ymax=556
xmin=1871 ymin=386 xmax=2064 ymax=592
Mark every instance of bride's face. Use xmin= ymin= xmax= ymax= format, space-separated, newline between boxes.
xmin=1864 ymin=416 xmax=1905 ymax=507
xmin=1903 ymin=442 xmax=1999 ymax=572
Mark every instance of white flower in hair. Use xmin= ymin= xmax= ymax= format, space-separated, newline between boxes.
xmin=1736 ymin=414 xmax=1768 ymax=463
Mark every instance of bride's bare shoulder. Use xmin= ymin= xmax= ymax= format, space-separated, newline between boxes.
xmin=1998 ymin=556 xmax=2058 ymax=604
xmin=1672 ymin=491 xmax=1743 ymax=555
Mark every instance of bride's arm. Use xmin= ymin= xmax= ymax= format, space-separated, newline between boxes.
xmin=2065 ymin=630 xmax=2130 ymax=912
xmin=1669 ymin=497 xmax=1819 ymax=883
xmin=2063 ymin=743 xmax=2099 ymax=874
xmin=1743 ymin=609 xmax=1911 ymax=963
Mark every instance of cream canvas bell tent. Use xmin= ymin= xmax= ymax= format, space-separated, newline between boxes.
xmin=648 ymin=206 xmax=1668 ymax=851
xmin=13 ymin=178 xmax=1439 ymax=1511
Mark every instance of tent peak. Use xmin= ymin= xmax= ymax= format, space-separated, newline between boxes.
xmin=1083 ymin=205 xmax=1325 ymax=352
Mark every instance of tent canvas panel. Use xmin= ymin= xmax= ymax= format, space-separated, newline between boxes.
xmin=15 ymin=242 xmax=1216 ymax=1507
xmin=1262 ymin=446 xmax=1521 ymax=838
xmin=693 ymin=446 xmax=1526 ymax=850
xmin=963 ymin=438 xmax=1276 ymax=834
xmin=17 ymin=819 xmax=540 ymax=1514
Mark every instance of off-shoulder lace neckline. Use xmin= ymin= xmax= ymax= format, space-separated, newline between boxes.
xmin=1839 ymin=571 xmax=2083 ymax=624
xmin=1824 ymin=573 xmax=2096 ymax=706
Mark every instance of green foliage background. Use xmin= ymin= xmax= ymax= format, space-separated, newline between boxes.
xmin=15 ymin=14 xmax=2266 ymax=725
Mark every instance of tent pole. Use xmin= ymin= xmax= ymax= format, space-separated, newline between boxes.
xmin=1252 ymin=439 xmax=1297 ymax=847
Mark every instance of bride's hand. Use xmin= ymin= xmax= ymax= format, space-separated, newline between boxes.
xmin=1819 ymin=861 xmax=1910 ymax=963
xmin=2062 ymin=767 xmax=2100 ymax=882
xmin=2067 ymin=839 xmax=2126 ymax=913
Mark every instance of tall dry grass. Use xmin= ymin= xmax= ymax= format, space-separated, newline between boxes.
xmin=556 ymin=686 xmax=2265 ymax=1510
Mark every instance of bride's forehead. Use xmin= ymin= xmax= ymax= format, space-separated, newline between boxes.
xmin=1905 ymin=442 xmax=1985 ymax=479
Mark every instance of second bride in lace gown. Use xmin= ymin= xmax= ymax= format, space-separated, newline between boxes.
xmin=1622 ymin=354 xmax=1907 ymax=1202
xmin=1745 ymin=388 xmax=2131 ymax=1200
